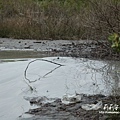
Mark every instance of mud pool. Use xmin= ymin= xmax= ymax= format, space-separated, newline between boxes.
xmin=0 ymin=56 xmax=120 ymax=120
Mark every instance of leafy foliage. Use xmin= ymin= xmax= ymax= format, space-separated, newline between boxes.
xmin=108 ymin=33 xmax=120 ymax=52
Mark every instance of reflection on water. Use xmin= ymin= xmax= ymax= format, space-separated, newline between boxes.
xmin=85 ymin=60 xmax=120 ymax=96
xmin=103 ymin=61 xmax=120 ymax=95
xmin=1 ymin=51 xmax=120 ymax=96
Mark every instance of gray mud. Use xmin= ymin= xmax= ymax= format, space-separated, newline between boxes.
xmin=0 ymin=38 xmax=120 ymax=60
xmin=21 ymin=95 xmax=120 ymax=120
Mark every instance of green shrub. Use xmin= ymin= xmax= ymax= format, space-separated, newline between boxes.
xmin=108 ymin=33 xmax=120 ymax=52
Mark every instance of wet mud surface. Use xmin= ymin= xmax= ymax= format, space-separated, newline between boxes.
xmin=22 ymin=95 xmax=120 ymax=120
xmin=58 ymin=41 xmax=120 ymax=60
xmin=0 ymin=38 xmax=120 ymax=60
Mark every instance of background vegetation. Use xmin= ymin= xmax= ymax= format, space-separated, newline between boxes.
xmin=0 ymin=0 xmax=120 ymax=40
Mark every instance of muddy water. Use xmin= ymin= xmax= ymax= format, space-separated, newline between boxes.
xmin=0 ymin=50 xmax=120 ymax=120
xmin=0 ymin=51 xmax=52 ymax=59
xmin=97 ymin=60 xmax=120 ymax=95
xmin=0 ymin=51 xmax=120 ymax=96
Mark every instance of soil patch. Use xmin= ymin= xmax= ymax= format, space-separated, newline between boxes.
xmin=58 ymin=41 xmax=120 ymax=61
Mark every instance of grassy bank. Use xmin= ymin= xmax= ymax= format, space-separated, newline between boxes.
xmin=0 ymin=0 xmax=120 ymax=40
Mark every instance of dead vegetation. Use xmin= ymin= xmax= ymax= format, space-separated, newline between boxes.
xmin=0 ymin=0 xmax=120 ymax=40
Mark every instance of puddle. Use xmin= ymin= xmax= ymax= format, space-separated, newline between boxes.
xmin=0 ymin=57 xmax=120 ymax=120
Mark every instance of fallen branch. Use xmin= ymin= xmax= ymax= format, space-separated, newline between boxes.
xmin=24 ymin=58 xmax=64 ymax=83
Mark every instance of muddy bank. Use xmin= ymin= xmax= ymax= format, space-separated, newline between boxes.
xmin=21 ymin=94 xmax=120 ymax=120
xmin=61 ymin=41 xmax=120 ymax=61
xmin=0 ymin=38 xmax=120 ymax=60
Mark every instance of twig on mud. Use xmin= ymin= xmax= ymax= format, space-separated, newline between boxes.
xmin=42 ymin=65 xmax=61 ymax=78
xmin=23 ymin=78 xmax=36 ymax=92
xmin=24 ymin=59 xmax=64 ymax=83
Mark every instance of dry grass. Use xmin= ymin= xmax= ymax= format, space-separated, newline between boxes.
xmin=0 ymin=0 xmax=120 ymax=40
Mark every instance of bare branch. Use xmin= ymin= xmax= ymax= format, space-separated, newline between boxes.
xmin=24 ymin=59 xmax=64 ymax=83
xmin=42 ymin=65 xmax=61 ymax=78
